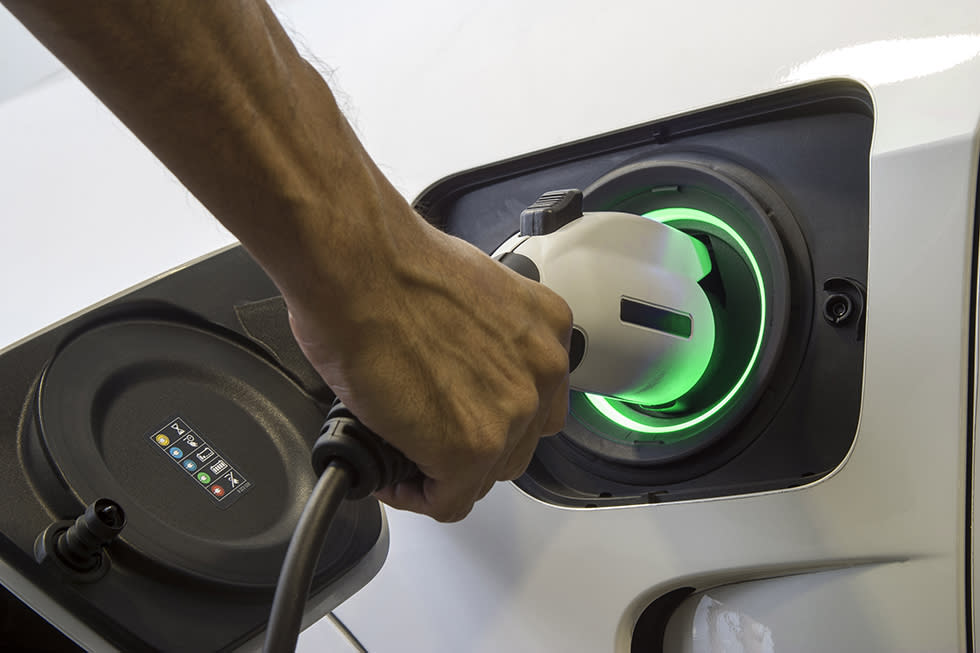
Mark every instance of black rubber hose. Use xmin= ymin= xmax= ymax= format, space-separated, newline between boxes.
xmin=262 ymin=461 xmax=353 ymax=653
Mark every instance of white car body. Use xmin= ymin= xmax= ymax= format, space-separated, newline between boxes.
xmin=2 ymin=1 xmax=979 ymax=651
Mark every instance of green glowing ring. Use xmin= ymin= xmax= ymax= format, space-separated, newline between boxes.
xmin=584 ymin=207 xmax=767 ymax=434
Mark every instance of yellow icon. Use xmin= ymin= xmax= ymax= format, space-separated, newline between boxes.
xmin=155 ymin=434 xmax=171 ymax=447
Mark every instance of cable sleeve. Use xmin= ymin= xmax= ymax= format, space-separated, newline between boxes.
xmin=262 ymin=462 xmax=353 ymax=653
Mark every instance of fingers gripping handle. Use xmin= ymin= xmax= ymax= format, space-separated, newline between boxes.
xmin=311 ymin=400 xmax=419 ymax=499
xmin=498 ymin=246 xmax=585 ymax=374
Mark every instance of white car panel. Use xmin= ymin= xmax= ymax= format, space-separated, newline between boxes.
xmin=2 ymin=1 xmax=979 ymax=651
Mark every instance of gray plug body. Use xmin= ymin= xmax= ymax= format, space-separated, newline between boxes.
xmin=494 ymin=191 xmax=715 ymax=406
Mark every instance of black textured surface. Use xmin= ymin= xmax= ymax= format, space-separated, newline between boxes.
xmin=234 ymin=295 xmax=332 ymax=401
xmin=519 ymin=189 xmax=584 ymax=236
xmin=0 ymin=583 xmax=84 ymax=653
xmin=0 ymin=248 xmax=383 ymax=652
xmin=34 ymin=318 xmax=334 ymax=587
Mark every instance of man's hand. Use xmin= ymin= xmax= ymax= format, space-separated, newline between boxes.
xmin=2 ymin=0 xmax=572 ymax=521
xmin=287 ymin=211 xmax=572 ymax=522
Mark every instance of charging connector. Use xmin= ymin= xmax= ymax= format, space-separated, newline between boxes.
xmin=263 ymin=400 xmax=418 ymax=653
xmin=311 ymin=401 xmax=419 ymax=499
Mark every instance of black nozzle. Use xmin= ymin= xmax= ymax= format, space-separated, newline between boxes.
xmin=311 ymin=400 xmax=419 ymax=499
xmin=35 ymin=498 xmax=126 ymax=582
xmin=57 ymin=499 xmax=126 ymax=571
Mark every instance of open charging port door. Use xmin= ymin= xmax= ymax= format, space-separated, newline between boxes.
xmin=0 ymin=249 xmax=387 ymax=651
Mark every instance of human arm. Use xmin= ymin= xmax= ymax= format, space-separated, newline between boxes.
xmin=2 ymin=0 xmax=572 ymax=521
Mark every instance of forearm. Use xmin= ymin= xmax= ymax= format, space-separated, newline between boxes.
xmin=3 ymin=0 xmax=421 ymax=304
xmin=5 ymin=1 xmax=575 ymax=524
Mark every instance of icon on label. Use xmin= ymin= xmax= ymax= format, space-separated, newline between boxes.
xmin=148 ymin=417 xmax=252 ymax=507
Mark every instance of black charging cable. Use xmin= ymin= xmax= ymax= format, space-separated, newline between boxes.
xmin=262 ymin=400 xmax=418 ymax=653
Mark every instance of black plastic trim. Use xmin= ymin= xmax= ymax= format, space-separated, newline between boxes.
xmin=414 ymin=80 xmax=872 ymax=227
xmin=965 ymin=156 xmax=979 ymax=653
xmin=630 ymin=587 xmax=695 ymax=653
xmin=497 ymin=252 xmax=540 ymax=282
xmin=620 ymin=298 xmax=692 ymax=338
xmin=0 ymin=248 xmax=384 ymax=652
xmin=415 ymin=80 xmax=870 ymax=507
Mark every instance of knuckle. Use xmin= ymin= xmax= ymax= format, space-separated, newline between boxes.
xmin=540 ymin=288 xmax=572 ymax=326
xmin=432 ymin=507 xmax=456 ymax=523
xmin=551 ymin=381 xmax=570 ymax=410
xmin=470 ymin=432 xmax=508 ymax=460
xmin=501 ymin=456 xmax=532 ymax=481
xmin=477 ymin=479 xmax=497 ymax=499
xmin=433 ymin=502 xmax=470 ymax=523
xmin=510 ymin=391 xmax=540 ymax=421
xmin=449 ymin=425 xmax=507 ymax=464
xmin=543 ymin=407 xmax=568 ymax=435
xmin=543 ymin=343 xmax=570 ymax=379
xmin=529 ymin=343 xmax=568 ymax=388
xmin=557 ymin=298 xmax=574 ymax=330
xmin=500 ymin=432 xmax=540 ymax=480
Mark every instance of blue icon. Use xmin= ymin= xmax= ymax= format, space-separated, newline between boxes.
xmin=169 ymin=446 xmax=184 ymax=459
xmin=182 ymin=459 xmax=198 ymax=472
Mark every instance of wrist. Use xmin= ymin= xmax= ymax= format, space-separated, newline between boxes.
xmin=227 ymin=60 xmax=431 ymax=311
xmin=265 ymin=174 xmax=433 ymax=317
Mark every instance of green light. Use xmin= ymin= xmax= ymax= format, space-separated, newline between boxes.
xmin=584 ymin=207 xmax=767 ymax=434
xmin=689 ymin=236 xmax=713 ymax=281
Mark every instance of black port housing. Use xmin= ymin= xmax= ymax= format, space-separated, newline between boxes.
xmin=415 ymin=81 xmax=872 ymax=506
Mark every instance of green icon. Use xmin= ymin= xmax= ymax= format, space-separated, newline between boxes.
xmin=197 ymin=472 xmax=211 ymax=485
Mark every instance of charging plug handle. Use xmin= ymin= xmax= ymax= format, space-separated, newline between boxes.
xmin=264 ymin=402 xmax=417 ymax=653
xmin=311 ymin=399 xmax=419 ymax=499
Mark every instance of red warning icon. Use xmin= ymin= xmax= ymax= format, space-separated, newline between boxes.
xmin=211 ymin=484 xmax=226 ymax=498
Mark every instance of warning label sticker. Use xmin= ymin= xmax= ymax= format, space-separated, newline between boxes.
xmin=148 ymin=417 xmax=252 ymax=509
